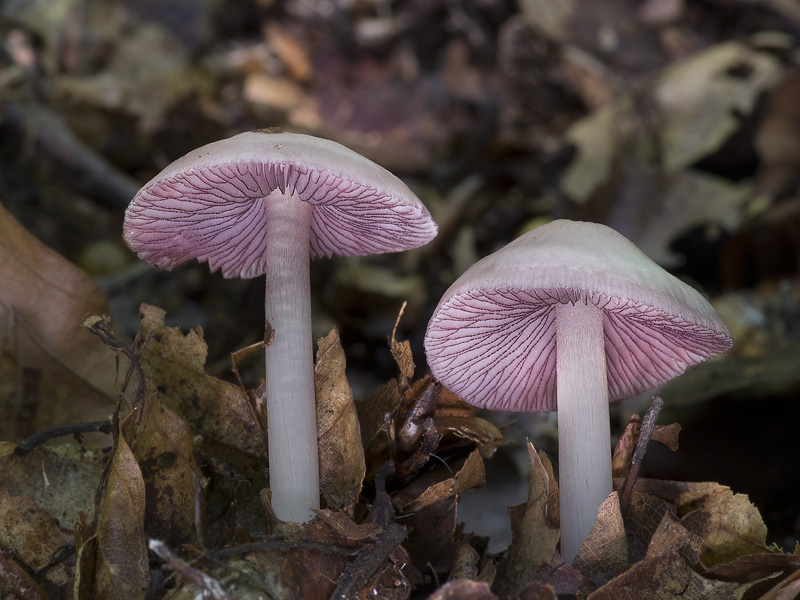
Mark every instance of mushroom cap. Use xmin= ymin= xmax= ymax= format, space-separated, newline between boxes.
xmin=123 ymin=130 xmax=437 ymax=278
xmin=424 ymin=220 xmax=733 ymax=413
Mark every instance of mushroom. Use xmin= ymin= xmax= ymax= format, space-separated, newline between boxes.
xmin=124 ymin=129 xmax=437 ymax=522
xmin=423 ymin=219 xmax=732 ymax=562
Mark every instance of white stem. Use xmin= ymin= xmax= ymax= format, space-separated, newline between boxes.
xmin=263 ymin=191 xmax=319 ymax=522
xmin=556 ymin=300 xmax=612 ymax=563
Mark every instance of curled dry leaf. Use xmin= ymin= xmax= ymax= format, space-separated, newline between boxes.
xmin=588 ymin=508 xmax=754 ymax=599
xmin=121 ymin=379 xmax=204 ymax=548
xmin=138 ymin=304 xmax=267 ymax=459
xmin=573 ymin=492 xmax=629 ymax=587
xmin=634 ymin=479 xmax=768 ymax=565
xmin=314 ymin=327 xmax=365 ymax=515
xmin=75 ymin=434 xmax=149 ymax=600
xmin=0 ymin=203 xmax=118 ymax=436
xmin=501 ymin=441 xmax=567 ymax=598
xmin=391 ymin=449 xmax=485 ymax=514
xmin=612 ymin=413 xmax=680 ymax=477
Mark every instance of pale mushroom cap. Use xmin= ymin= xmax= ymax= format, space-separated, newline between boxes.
xmin=424 ymin=220 xmax=733 ymax=412
xmin=123 ymin=129 xmax=437 ymax=278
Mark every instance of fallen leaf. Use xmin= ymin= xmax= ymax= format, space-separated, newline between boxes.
xmin=121 ymin=379 xmax=204 ymax=548
xmin=0 ymin=488 xmax=73 ymax=593
xmin=0 ymin=550 xmax=50 ymax=600
xmin=391 ymin=450 xmax=485 ymax=514
xmin=588 ymin=552 xmax=752 ymax=599
xmin=561 ymin=39 xmax=783 ymax=202
xmin=573 ymin=492 xmax=629 ymax=586
xmin=436 ymin=416 xmax=505 ymax=459
xmin=0 ymin=442 xmax=106 ymax=529
xmin=501 ymin=441 xmax=563 ymax=597
xmin=315 ymin=327 xmax=366 ymax=515
xmin=612 ymin=414 xmax=680 ymax=477
xmin=0 ymin=202 xmax=118 ymax=436
xmin=76 ymin=433 xmax=149 ymax=600
xmin=634 ymin=479 xmax=769 ymax=565
xmin=138 ymin=304 xmax=268 ymax=459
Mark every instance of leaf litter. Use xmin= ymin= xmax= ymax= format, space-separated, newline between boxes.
xmin=0 ymin=233 xmax=797 ymax=597
xmin=3 ymin=0 xmax=800 ymax=596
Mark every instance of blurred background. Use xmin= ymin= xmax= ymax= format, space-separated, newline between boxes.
xmin=1 ymin=0 xmax=799 ymax=552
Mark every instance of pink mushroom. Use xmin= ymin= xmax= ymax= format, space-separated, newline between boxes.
xmin=424 ymin=219 xmax=732 ymax=561
xmin=124 ymin=129 xmax=437 ymax=522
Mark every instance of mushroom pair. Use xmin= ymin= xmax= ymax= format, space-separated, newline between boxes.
xmin=424 ymin=220 xmax=733 ymax=562
xmin=124 ymin=129 xmax=437 ymax=523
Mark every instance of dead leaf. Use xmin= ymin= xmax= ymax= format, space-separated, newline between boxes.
xmin=0 ymin=550 xmax=50 ymax=600
xmin=561 ymin=40 xmax=782 ymax=202
xmin=0 ymin=202 xmax=118 ymax=436
xmin=588 ymin=552 xmax=753 ymax=599
xmin=501 ymin=442 xmax=564 ymax=598
xmin=573 ymin=492 xmax=629 ymax=586
xmin=436 ymin=415 xmax=505 ymax=459
xmin=0 ymin=488 xmax=73 ymax=593
xmin=121 ymin=379 xmax=204 ymax=548
xmin=314 ymin=509 xmax=382 ymax=542
xmin=634 ymin=479 xmax=769 ymax=565
xmin=391 ymin=449 xmax=485 ymax=514
xmin=138 ymin=304 xmax=267 ymax=459
xmin=0 ymin=441 xmax=106 ymax=530
xmin=390 ymin=302 xmax=416 ymax=381
xmin=76 ymin=433 xmax=149 ymax=600
xmin=315 ymin=327 xmax=366 ymax=515
xmin=612 ymin=414 xmax=680 ymax=477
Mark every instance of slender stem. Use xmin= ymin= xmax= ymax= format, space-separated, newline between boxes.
xmin=263 ymin=191 xmax=319 ymax=522
xmin=556 ymin=301 xmax=612 ymax=563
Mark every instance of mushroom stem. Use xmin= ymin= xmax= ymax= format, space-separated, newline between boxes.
xmin=263 ymin=191 xmax=319 ymax=522
xmin=556 ymin=300 xmax=612 ymax=563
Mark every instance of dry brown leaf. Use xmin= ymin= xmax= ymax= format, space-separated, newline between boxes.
xmin=0 ymin=488 xmax=73 ymax=593
xmin=121 ymin=379 xmax=204 ymax=548
xmin=588 ymin=502 xmax=749 ymax=598
xmin=392 ymin=450 xmax=485 ymax=514
xmin=501 ymin=441 xmax=563 ymax=597
xmin=315 ymin=327 xmax=365 ymax=515
xmin=390 ymin=304 xmax=416 ymax=381
xmin=76 ymin=434 xmax=149 ymax=600
xmin=704 ymin=552 xmax=800 ymax=585
xmin=357 ymin=377 xmax=400 ymax=448
xmin=0 ymin=549 xmax=50 ymax=600
xmin=588 ymin=552 xmax=752 ymax=599
xmin=450 ymin=544 xmax=481 ymax=580
xmin=0 ymin=442 xmax=106 ymax=529
xmin=313 ymin=509 xmax=382 ymax=542
xmin=612 ymin=414 xmax=680 ymax=476
xmin=573 ymin=492 xmax=629 ymax=585
xmin=635 ymin=479 xmax=769 ymax=565
xmin=0 ymin=202 xmax=118 ymax=436
xmin=138 ymin=304 xmax=267 ymax=459
xmin=436 ymin=415 xmax=505 ymax=459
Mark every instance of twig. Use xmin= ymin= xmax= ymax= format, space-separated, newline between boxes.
xmin=328 ymin=523 xmax=407 ymax=600
xmin=149 ymin=540 xmax=233 ymax=600
xmin=620 ymin=395 xmax=664 ymax=514
xmin=14 ymin=421 xmax=113 ymax=455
